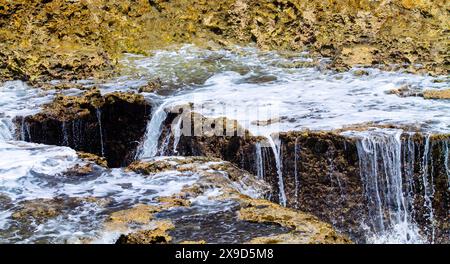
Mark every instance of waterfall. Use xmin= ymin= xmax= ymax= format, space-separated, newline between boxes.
xmin=355 ymin=129 xmax=423 ymax=243
xmin=0 ymin=119 xmax=14 ymax=141
xmin=72 ymin=119 xmax=82 ymax=149
xmin=294 ymin=137 xmax=300 ymax=202
xmin=255 ymin=142 xmax=264 ymax=180
xmin=421 ymin=135 xmax=435 ymax=243
xmin=158 ymin=132 xmax=171 ymax=156
xmin=403 ymin=134 xmax=417 ymax=227
xmin=19 ymin=118 xmax=26 ymax=141
xmin=61 ymin=122 xmax=69 ymax=146
xmin=138 ymin=104 xmax=168 ymax=159
xmin=444 ymin=140 xmax=450 ymax=188
xmin=96 ymin=109 xmax=105 ymax=157
xmin=172 ymin=116 xmax=183 ymax=154
xmin=266 ymin=135 xmax=287 ymax=207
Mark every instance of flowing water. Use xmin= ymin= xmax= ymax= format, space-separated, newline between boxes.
xmin=343 ymin=129 xmax=423 ymax=243
xmin=0 ymin=45 xmax=449 ymax=244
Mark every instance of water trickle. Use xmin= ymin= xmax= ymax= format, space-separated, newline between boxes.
xmin=172 ymin=116 xmax=183 ymax=154
xmin=421 ymin=134 xmax=435 ymax=243
xmin=266 ymin=135 xmax=287 ymax=207
xmin=353 ymin=129 xmax=423 ymax=243
xmin=158 ymin=131 xmax=171 ymax=156
xmin=255 ymin=142 xmax=264 ymax=180
xmin=294 ymin=137 xmax=300 ymax=202
xmin=403 ymin=133 xmax=417 ymax=223
xmin=96 ymin=109 xmax=105 ymax=157
xmin=139 ymin=104 xmax=168 ymax=159
xmin=444 ymin=140 xmax=450 ymax=188
xmin=61 ymin=121 xmax=69 ymax=146
xmin=72 ymin=119 xmax=82 ymax=149
xmin=19 ymin=118 xmax=26 ymax=141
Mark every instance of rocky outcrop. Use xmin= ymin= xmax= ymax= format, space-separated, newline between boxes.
xmin=15 ymin=89 xmax=151 ymax=167
xmin=116 ymin=220 xmax=175 ymax=244
xmin=238 ymin=197 xmax=351 ymax=244
xmin=0 ymin=0 xmax=154 ymax=82
xmin=423 ymin=89 xmax=450 ymax=100
xmin=153 ymin=110 xmax=449 ymax=243
xmin=1 ymin=0 xmax=447 ymax=82
xmin=111 ymin=157 xmax=350 ymax=244
xmin=11 ymin=197 xmax=111 ymax=223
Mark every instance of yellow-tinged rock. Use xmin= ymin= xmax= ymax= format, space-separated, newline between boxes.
xmin=423 ymin=89 xmax=450 ymax=100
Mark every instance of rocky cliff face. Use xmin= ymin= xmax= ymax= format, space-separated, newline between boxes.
xmin=1 ymin=0 xmax=448 ymax=82
xmin=0 ymin=0 xmax=153 ymax=82
xmin=154 ymin=110 xmax=449 ymax=243
xmin=15 ymin=89 xmax=151 ymax=167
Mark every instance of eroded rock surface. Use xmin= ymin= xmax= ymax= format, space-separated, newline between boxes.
xmin=153 ymin=110 xmax=450 ymax=243
xmin=15 ymin=88 xmax=151 ymax=167
xmin=111 ymin=157 xmax=350 ymax=244
xmin=1 ymin=0 xmax=447 ymax=82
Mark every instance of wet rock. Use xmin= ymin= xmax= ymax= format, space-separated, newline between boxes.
xmin=127 ymin=160 xmax=174 ymax=174
xmin=64 ymin=164 xmax=97 ymax=177
xmin=104 ymin=196 xmax=193 ymax=234
xmin=118 ymin=157 xmax=349 ymax=244
xmin=15 ymin=88 xmax=151 ymax=167
xmin=138 ymin=78 xmax=162 ymax=93
xmin=423 ymin=89 xmax=450 ymax=100
xmin=0 ymin=194 xmax=13 ymax=211
xmin=12 ymin=199 xmax=64 ymax=225
xmin=155 ymin=110 xmax=450 ymax=243
xmin=106 ymin=204 xmax=160 ymax=232
xmin=385 ymin=85 xmax=424 ymax=98
xmin=77 ymin=152 xmax=108 ymax=168
xmin=157 ymin=197 xmax=191 ymax=208
xmin=11 ymin=197 xmax=111 ymax=225
xmin=238 ymin=197 xmax=351 ymax=244
xmin=128 ymin=156 xmax=271 ymax=200
xmin=352 ymin=69 xmax=370 ymax=77
xmin=180 ymin=240 xmax=207 ymax=244
xmin=116 ymin=220 xmax=175 ymax=244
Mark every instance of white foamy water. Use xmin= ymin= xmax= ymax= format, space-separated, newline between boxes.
xmin=0 ymin=81 xmax=57 ymax=140
xmin=343 ymin=129 xmax=426 ymax=244
xmin=129 ymin=46 xmax=448 ymax=142
xmin=0 ymin=46 xmax=448 ymax=244
xmin=0 ymin=140 xmax=263 ymax=243
xmin=0 ymin=143 xmax=201 ymax=242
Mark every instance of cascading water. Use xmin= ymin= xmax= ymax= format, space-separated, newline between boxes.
xmin=172 ymin=115 xmax=183 ymax=154
xmin=255 ymin=142 xmax=264 ymax=180
xmin=293 ymin=137 xmax=300 ymax=203
xmin=1 ymin=47 xmax=449 ymax=244
xmin=138 ymin=103 xmax=168 ymax=159
xmin=444 ymin=140 xmax=450 ymax=188
xmin=421 ymin=135 xmax=436 ymax=243
xmin=266 ymin=135 xmax=287 ymax=207
xmin=61 ymin=121 xmax=69 ymax=146
xmin=352 ymin=129 xmax=423 ymax=244
xmin=96 ymin=109 xmax=105 ymax=156
xmin=0 ymin=119 xmax=14 ymax=141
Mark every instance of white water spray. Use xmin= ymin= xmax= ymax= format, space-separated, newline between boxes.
xmin=352 ymin=129 xmax=423 ymax=244
xmin=266 ymin=135 xmax=287 ymax=207
xmin=255 ymin=142 xmax=265 ymax=180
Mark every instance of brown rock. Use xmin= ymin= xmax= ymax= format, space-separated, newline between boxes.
xmin=423 ymin=89 xmax=450 ymax=100
xmin=115 ymin=221 xmax=175 ymax=244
